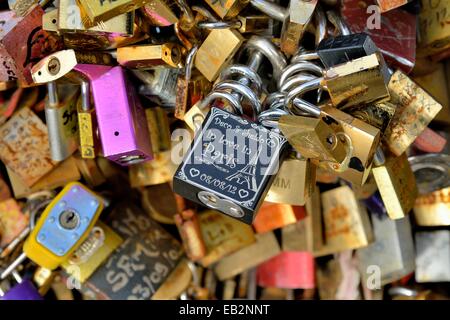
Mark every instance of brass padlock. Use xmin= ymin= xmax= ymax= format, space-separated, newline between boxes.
xmin=145 ymin=108 xmax=171 ymax=154
xmin=279 ymin=115 xmax=347 ymax=164
xmin=237 ymin=15 xmax=272 ymax=34
xmin=322 ymin=53 xmax=390 ymax=109
xmin=265 ymin=156 xmax=316 ymax=206
xmin=194 ymin=28 xmax=244 ymax=82
xmin=346 ymin=102 xmax=396 ymax=134
xmin=117 ymin=43 xmax=183 ymax=69
xmin=372 ymin=152 xmax=418 ymax=220
xmin=315 ymin=185 xmax=373 ymax=257
xmin=203 ymin=0 xmax=250 ymax=19
xmin=77 ymin=0 xmax=152 ymax=25
xmin=384 ymin=70 xmax=443 ymax=156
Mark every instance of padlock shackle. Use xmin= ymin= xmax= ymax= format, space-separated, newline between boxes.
xmin=185 ymin=44 xmax=199 ymax=81
xmin=278 ymin=61 xmax=323 ymax=90
xmin=326 ymin=10 xmax=351 ymax=36
xmin=314 ymin=4 xmax=327 ymax=46
xmin=80 ymin=81 xmax=91 ymax=112
xmin=285 ymin=77 xmax=323 ymax=112
xmin=250 ymin=0 xmax=287 ymax=22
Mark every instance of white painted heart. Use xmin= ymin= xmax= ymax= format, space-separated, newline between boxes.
xmin=189 ymin=168 xmax=200 ymax=178
xmin=238 ymin=189 xmax=249 ymax=198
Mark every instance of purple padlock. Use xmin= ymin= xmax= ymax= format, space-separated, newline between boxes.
xmin=1 ymin=277 xmax=43 ymax=300
xmin=74 ymin=64 xmax=153 ymax=166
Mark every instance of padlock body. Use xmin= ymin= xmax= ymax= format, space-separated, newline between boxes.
xmin=173 ymin=107 xmax=288 ymax=224
xmin=23 ymin=182 xmax=103 ymax=270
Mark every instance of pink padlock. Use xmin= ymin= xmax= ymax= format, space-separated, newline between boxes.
xmin=256 ymin=251 xmax=315 ymax=289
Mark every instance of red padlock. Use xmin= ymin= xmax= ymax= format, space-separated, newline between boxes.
xmin=256 ymin=251 xmax=315 ymax=289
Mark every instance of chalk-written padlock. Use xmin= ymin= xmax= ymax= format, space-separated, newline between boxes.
xmin=356 ymin=212 xmax=415 ymax=286
xmin=173 ymin=107 xmax=288 ymax=224
xmin=74 ymin=65 xmax=153 ymax=166
xmin=44 ymin=82 xmax=80 ymax=162
xmin=0 ymin=271 xmax=42 ymax=300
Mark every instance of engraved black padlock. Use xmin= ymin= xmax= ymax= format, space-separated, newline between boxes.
xmin=173 ymin=107 xmax=288 ymax=224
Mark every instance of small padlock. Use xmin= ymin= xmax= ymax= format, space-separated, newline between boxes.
xmin=356 ymin=212 xmax=415 ymax=286
xmin=413 ymin=187 xmax=450 ymax=227
xmin=265 ymin=156 xmax=316 ymax=206
xmin=0 ymin=182 xmax=103 ymax=273
xmin=384 ymin=70 xmax=443 ymax=156
xmin=256 ymin=251 xmax=315 ymax=289
xmin=117 ymin=43 xmax=183 ymax=69
xmin=76 ymin=80 xmax=97 ymax=159
xmin=237 ymin=15 xmax=272 ymax=34
xmin=45 ymin=82 xmax=80 ymax=161
xmin=74 ymin=64 xmax=153 ymax=166
xmin=315 ymin=185 xmax=374 ymax=257
xmin=77 ymin=0 xmax=152 ymax=25
xmin=145 ymin=107 xmax=171 ymax=154
xmin=198 ymin=209 xmax=255 ymax=267
xmin=372 ymin=152 xmax=418 ymax=220
xmin=415 ymin=231 xmax=450 ymax=283
xmin=0 ymin=270 xmax=42 ymax=300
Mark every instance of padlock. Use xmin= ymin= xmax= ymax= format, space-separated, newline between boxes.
xmin=0 ymin=182 xmax=104 ymax=273
xmin=140 ymin=183 xmax=180 ymax=224
xmin=58 ymin=0 xmax=134 ymax=35
xmin=175 ymin=209 xmax=207 ymax=261
xmin=203 ymin=0 xmax=249 ymax=19
xmin=418 ymin=0 xmax=450 ymax=57
xmin=319 ymin=104 xmax=381 ymax=186
xmin=340 ymin=0 xmax=416 ymax=73
xmin=33 ymin=266 xmax=56 ymax=296
xmin=316 ymin=250 xmax=361 ymax=300
xmin=194 ymin=28 xmax=244 ymax=82
xmin=0 ymin=199 xmax=29 ymax=250
xmin=415 ymin=231 xmax=450 ymax=283
xmin=356 ymin=212 xmax=415 ymax=286
xmin=140 ymin=0 xmax=179 ymax=27
xmin=198 ymin=209 xmax=255 ymax=267
xmin=129 ymin=150 xmax=177 ymax=187
xmin=135 ymin=68 xmax=179 ymax=108
xmin=145 ymin=108 xmax=171 ymax=154
xmin=0 ymin=271 xmax=42 ymax=300
xmin=413 ymin=63 xmax=450 ymax=126
xmin=413 ymin=187 xmax=450 ymax=227
xmin=151 ymin=259 xmax=192 ymax=300
xmin=77 ymin=80 xmax=97 ymax=159
xmin=44 ymin=82 xmax=80 ymax=162
xmin=281 ymin=217 xmax=310 ymax=252
xmin=265 ymin=156 xmax=316 ymax=206
xmin=61 ymin=221 xmax=123 ymax=283
xmin=117 ymin=43 xmax=183 ymax=69
xmin=408 ymin=154 xmax=450 ymax=196
xmin=77 ymin=0 xmax=152 ymax=25
xmin=237 ymin=15 xmax=272 ymax=34
xmin=257 ymin=251 xmax=315 ymax=289
xmin=315 ymin=185 xmax=373 ymax=256
xmin=253 ymin=203 xmax=304 ymax=234
xmin=74 ymin=64 xmax=153 ymax=166
xmin=8 ymin=0 xmax=39 ymax=16
xmin=0 ymin=107 xmax=56 ymax=187
xmin=322 ymin=53 xmax=390 ymax=110
xmin=0 ymin=5 xmax=63 ymax=86
xmin=346 ymin=102 xmax=396 ymax=135
xmin=278 ymin=115 xmax=347 ymax=164
xmin=173 ymin=107 xmax=288 ymax=224
xmin=384 ymin=70 xmax=443 ymax=156
xmin=280 ymin=0 xmax=317 ymax=55
xmin=79 ymin=201 xmax=183 ymax=300
xmin=214 ymin=231 xmax=281 ymax=281
xmin=7 ymin=157 xmax=81 ymax=199
xmin=372 ymin=152 xmax=418 ymax=220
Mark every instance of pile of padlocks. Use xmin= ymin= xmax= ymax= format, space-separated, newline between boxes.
xmin=0 ymin=0 xmax=448 ymax=300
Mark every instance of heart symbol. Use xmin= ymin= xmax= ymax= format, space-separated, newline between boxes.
xmin=189 ymin=168 xmax=200 ymax=178
xmin=238 ymin=189 xmax=249 ymax=198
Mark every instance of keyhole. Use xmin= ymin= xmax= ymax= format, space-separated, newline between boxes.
xmin=59 ymin=210 xmax=80 ymax=230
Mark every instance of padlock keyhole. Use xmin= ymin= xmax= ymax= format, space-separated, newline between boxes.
xmin=114 ymin=131 xmax=119 ymax=136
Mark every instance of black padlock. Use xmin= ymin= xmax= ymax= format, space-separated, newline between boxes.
xmin=173 ymin=107 xmax=288 ymax=224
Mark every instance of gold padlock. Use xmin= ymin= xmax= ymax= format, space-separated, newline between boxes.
xmin=203 ymin=0 xmax=249 ymax=19
xmin=145 ymin=107 xmax=171 ymax=154
xmin=372 ymin=152 xmax=418 ymax=220
xmin=194 ymin=28 xmax=244 ymax=82
xmin=265 ymin=156 xmax=316 ymax=206
xmin=279 ymin=115 xmax=347 ymax=164
xmin=237 ymin=15 xmax=271 ymax=34
xmin=117 ymin=43 xmax=183 ymax=69
xmin=346 ymin=101 xmax=396 ymax=134
xmin=384 ymin=70 xmax=443 ymax=156
xmin=315 ymin=185 xmax=374 ymax=257
xmin=322 ymin=53 xmax=390 ymax=109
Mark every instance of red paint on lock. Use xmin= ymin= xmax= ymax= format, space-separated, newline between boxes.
xmin=341 ymin=0 xmax=416 ymax=73
xmin=256 ymin=251 xmax=315 ymax=289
